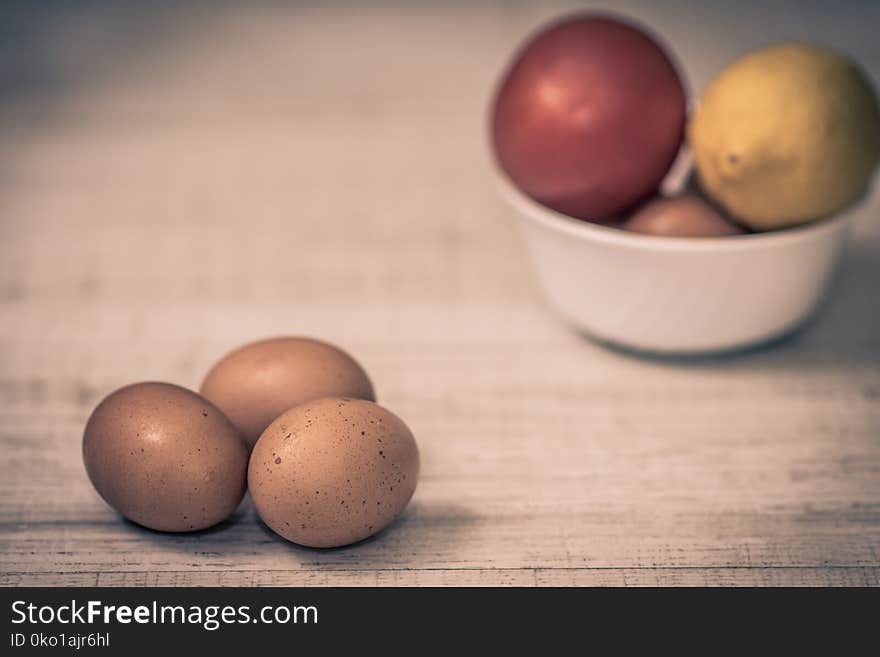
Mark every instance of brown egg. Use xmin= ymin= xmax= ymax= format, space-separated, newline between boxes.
xmin=200 ymin=337 xmax=375 ymax=448
xmin=623 ymin=194 xmax=745 ymax=237
xmin=249 ymin=397 xmax=419 ymax=548
xmin=82 ymin=382 xmax=248 ymax=532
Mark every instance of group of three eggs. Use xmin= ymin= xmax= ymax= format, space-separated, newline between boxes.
xmin=82 ymin=337 xmax=419 ymax=548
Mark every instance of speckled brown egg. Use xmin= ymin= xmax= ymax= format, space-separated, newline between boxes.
xmin=200 ymin=337 xmax=375 ymax=448
xmin=82 ymin=382 xmax=249 ymax=532
xmin=249 ymin=397 xmax=419 ymax=548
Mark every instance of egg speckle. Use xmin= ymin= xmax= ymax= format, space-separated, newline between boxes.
xmin=248 ymin=397 xmax=419 ymax=548
xmin=82 ymin=382 xmax=248 ymax=532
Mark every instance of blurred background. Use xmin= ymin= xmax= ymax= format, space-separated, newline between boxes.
xmin=1 ymin=1 xmax=878 ymax=585
xmin=2 ymin=0 xmax=878 ymax=386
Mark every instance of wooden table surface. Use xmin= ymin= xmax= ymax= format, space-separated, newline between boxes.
xmin=1 ymin=1 xmax=879 ymax=587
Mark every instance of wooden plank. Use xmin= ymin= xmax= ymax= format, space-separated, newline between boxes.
xmin=3 ymin=568 xmax=878 ymax=588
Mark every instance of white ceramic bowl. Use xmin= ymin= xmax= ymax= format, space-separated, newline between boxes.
xmin=500 ymin=173 xmax=853 ymax=355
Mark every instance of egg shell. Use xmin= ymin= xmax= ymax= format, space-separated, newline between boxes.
xmin=82 ymin=382 xmax=249 ymax=532
xmin=200 ymin=337 xmax=376 ymax=448
xmin=249 ymin=397 xmax=419 ymax=548
xmin=623 ymin=193 xmax=745 ymax=237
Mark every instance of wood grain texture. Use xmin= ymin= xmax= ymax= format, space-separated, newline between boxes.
xmin=1 ymin=1 xmax=879 ymax=587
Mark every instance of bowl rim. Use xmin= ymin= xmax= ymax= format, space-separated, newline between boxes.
xmin=496 ymin=169 xmax=853 ymax=252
